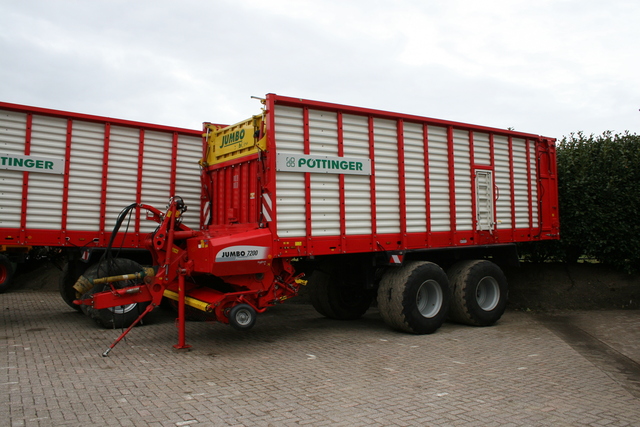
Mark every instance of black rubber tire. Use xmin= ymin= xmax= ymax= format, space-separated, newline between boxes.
xmin=447 ymin=260 xmax=508 ymax=326
xmin=59 ymin=261 xmax=88 ymax=312
xmin=377 ymin=261 xmax=451 ymax=334
xmin=228 ymin=304 xmax=257 ymax=330
xmin=308 ymin=270 xmax=330 ymax=318
xmin=308 ymin=268 xmax=372 ymax=320
xmin=0 ymin=255 xmax=14 ymax=293
xmin=80 ymin=258 xmax=150 ymax=329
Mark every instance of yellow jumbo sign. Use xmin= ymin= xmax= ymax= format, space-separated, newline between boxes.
xmin=205 ymin=116 xmax=266 ymax=165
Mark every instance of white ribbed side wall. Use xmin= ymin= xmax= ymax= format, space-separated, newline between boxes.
xmin=308 ymin=110 xmax=340 ymax=236
xmin=453 ymin=129 xmax=473 ymax=231
xmin=27 ymin=116 xmax=66 ymax=229
xmin=512 ymin=138 xmax=530 ymax=228
xmin=66 ymin=121 xmax=105 ymax=231
xmin=104 ymin=126 xmax=140 ymax=231
xmin=474 ymin=132 xmax=491 ymax=165
xmin=428 ymin=126 xmax=450 ymax=232
xmin=69 ymin=128 xmax=202 ymax=233
xmin=374 ymin=118 xmax=400 ymax=234
xmin=274 ymin=106 xmax=306 ymax=237
xmin=140 ymin=130 xmax=174 ymax=233
xmin=529 ymin=142 xmax=539 ymax=226
xmin=494 ymin=135 xmax=512 ymax=229
xmin=1 ymin=109 xmax=204 ymax=234
xmin=0 ymin=110 xmax=27 ymax=228
xmin=175 ymin=135 xmax=204 ymax=230
xmin=342 ymin=114 xmax=372 ymax=235
xmin=270 ymin=106 xmax=541 ymax=238
xmin=403 ymin=122 xmax=427 ymax=233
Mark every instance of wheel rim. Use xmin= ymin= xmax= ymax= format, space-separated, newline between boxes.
xmin=104 ymin=274 xmax=139 ymax=315
xmin=234 ymin=308 xmax=253 ymax=326
xmin=476 ymin=276 xmax=500 ymax=311
xmin=108 ymin=303 xmax=137 ymax=315
xmin=415 ymin=279 xmax=443 ymax=318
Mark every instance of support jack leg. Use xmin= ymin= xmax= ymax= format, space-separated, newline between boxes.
xmin=174 ymin=272 xmax=191 ymax=350
xmin=102 ymin=303 xmax=155 ymax=357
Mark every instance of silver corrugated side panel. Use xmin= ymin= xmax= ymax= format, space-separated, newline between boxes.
xmin=175 ymin=134 xmax=205 ymax=230
xmin=274 ymin=105 xmax=306 ymax=237
xmin=494 ymin=135 xmax=512 ymax=229
xmin=428 ymin=126 xmax=451 ymax=232
xmin=105 ymin=125 xmax=142 ymax=231
xmin=26 ymin=115 xmax=66 ymax=229
xmin=474 ymin=132 xmax=491 ymax=166
xmin=373 ymin=118 xmax=401 ymax=235
xmin=343 ymin=114 xmax=372 ymax=235
xmin=453 ymin=129 xmax=473 ymax=231
xmin=529 ymin=142 xmax=539 ymax=225
xmin=66 ymin=120 xmax=105 ymax=230
xmin=1 ymin=105 xmax=203 ymax=238
xmin=140 ymin=129 xmax=174 ymax=233
xmin=309 ymin=110 xmax=340 ymax=237
xmin=403 ymin=122 xmax=427 ymax=234
xmin=0 ymin=110 xmax=28 ymax=228
xmin=512 ymin=138 xmax=531 ymax=229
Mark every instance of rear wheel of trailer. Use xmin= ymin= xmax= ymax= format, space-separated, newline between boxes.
xmin=377 ymin=261 xmax=451 ymax=334
xmin=447 ymin=260 xmax=508 ymax=326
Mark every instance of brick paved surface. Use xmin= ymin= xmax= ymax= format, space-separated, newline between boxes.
xmin=2 ymin=290 xmax=639 ymax=426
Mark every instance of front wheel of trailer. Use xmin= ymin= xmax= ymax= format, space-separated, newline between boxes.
xmin=447 ymin=260 xmax=508 ymax=326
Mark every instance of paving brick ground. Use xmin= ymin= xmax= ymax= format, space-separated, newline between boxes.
xmin=1 ymin=290 xmax=639 ymax=426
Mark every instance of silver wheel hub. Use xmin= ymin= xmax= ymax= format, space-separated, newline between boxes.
xmin=416 ymin=279 xmax=443 ymax=318
xmin=235 ymin=309 xmax=252 ymax=326
xmin=476 ymin=276 xmax=500 ymax=311
xmin=108 ymin=303 xmax=137 ymax=315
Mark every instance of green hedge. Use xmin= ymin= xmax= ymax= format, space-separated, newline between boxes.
xmin=519 ymin=131 xmax=640 ymax=273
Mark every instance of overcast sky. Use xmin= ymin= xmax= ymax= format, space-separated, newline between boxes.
xmin=1 ymin=0 xmax=638 ymax=139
